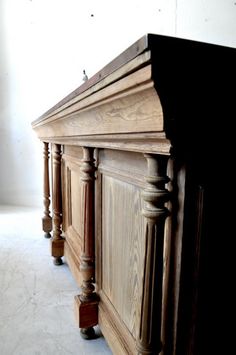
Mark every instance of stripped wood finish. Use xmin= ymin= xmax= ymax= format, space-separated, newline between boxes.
xmin=61 ymin=147 xmax=84 ymax=286
xmin=32 ymin=34 xmax=236 ymax=355
xmin=32 ymin=66 xmax=163 ymax=139
xmin=136 ymin=154 xmax=170 ymax=354
xmin=42 ymin=142 xmax=52 ymax=238
xmin=51 ymin=144 xmax=64 ymax=265
xmin=102 ymin=175 xmax=145 ymax=338
xmin=74 ymin=147 xmax=98 ymax=339
xmin=95 ymin=150 xmax=147 ymax=353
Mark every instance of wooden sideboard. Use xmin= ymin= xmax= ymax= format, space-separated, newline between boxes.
xmin=32 ymin=34 xmax=236 ymax=355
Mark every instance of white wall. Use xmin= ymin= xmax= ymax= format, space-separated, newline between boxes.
xmin=0 ymin=0 xmax=236 ymax=207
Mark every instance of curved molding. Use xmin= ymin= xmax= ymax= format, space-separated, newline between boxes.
xmin=33 ymin=65 xmax=164 ymax=141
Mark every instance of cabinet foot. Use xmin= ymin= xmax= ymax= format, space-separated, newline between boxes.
xmin=53 ymin=256 xmax=63 ymax=265
xmin=74 ymin=295 xmax=98 ymax=330
xmin=44 ymin=232 xmax=51 ymax=239
xmin=80 ymin=327 xmax=96 ymax=340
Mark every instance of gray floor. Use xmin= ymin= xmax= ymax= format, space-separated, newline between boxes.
xmin=0 ymin=205 xmax=112 ymax=355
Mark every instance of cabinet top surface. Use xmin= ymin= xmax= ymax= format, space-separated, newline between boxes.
xmin=32 ymin=33 xmax=236 ymax=157
xmin=32 ymin=33 xmax=236 ymax=125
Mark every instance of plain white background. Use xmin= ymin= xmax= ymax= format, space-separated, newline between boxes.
xmin=1 ymin=0 xmax=236 ymax=207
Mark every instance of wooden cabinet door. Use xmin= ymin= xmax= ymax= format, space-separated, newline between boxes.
xmin=62 ymin=145 xmax=84 ymax=285
xmin=95 ymin=149 xmax=147 ymax=354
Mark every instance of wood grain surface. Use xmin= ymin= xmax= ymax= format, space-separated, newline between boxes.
xmin=32 ymin=66 xmax=163 ymax=139
xmin=102 ymin=174 xmax=146 ymax=339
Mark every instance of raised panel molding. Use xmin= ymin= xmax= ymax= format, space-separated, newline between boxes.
xmin=101 ymin=174 xmax=145 ymax=339
xmin=62 ymin=147 xmax=83 ymax=285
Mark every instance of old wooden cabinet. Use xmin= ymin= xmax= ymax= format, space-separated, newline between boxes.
xmin=32 ymin=34 xmax=236 ymax=355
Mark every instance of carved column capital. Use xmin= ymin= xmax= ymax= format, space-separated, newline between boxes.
xmin=142 ymin=154 xmax=170 ymax=221
xmin=80 ymin=147 xmax=96 ymax=183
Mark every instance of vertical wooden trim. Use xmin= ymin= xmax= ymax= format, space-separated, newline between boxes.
xmin=137 ymin=154 xmax=170 ymax=355
xmin=95 ymin=149 xmax=102 ymax=289
xmin=80 ymin=147 xmax=96 ymax=301
xmin=51 ymin=143 xmax=64 ymax=265
xmin=67 ymin=166 xmax=72 ymax=227
xmin=61 ymin=156 xmax=66 ymax=233
xmin=186 ymin=186 xmax=204 ymax=355
xmin=42 ymin=142 xmax=52 ymax=238
xmin=162 ymin=161 xmax=186 ymax=355
xmin=74 ymin=147 xmax=98 ymax=339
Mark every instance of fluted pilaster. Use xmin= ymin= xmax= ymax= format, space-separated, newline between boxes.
xmin=137 ymin=154 xmax=170 ymax=355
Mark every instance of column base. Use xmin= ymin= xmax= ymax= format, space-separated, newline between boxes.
xmin=53 ymin=256 xmax=63 ymax=265
xmin=80 ymin=327 xmax=96 ymax=340
xmin=74 ymin=294 xmax=98 ymax=329
xmin=44 ymin=232 xmax=51 ymax=239
xmin=136 ymin=341 xmax=162 ymax=355
xmin=51 ymin=238 xmax=64 ymax=257
xmin=42 ymin=216 xmax=52 ymax=238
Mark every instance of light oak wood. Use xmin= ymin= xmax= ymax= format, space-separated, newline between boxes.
xmin=161 ymin=159 xmax=186 ymax=355
xmin=75 ymin=147 xmax=98 ymax=339
xmin=64 ymin=240 xmax=82 ymax=286
xmin=99 ymin=292 xmax=137 ymax=355
xmin=102 ymin=174 xmax=145 ymax=338
xmin=51 ymin=144 xmax=64 ymax=265
xmin=61 ymin=146 xmax=83 ymax=273
xmin=136 ymin=154 xmax=170 ymax=354
xmin=34 ymin=51 xmax=151 ymax=125
xmin=42 ymin=142 xmax=52 ymax=238
xmin=32 ymin=34 xmax=236 ymax=355
xmin=39 ymin=132 xmax=171 ymax=156
xmin=32 ymin=66 xmax=163 ymax=139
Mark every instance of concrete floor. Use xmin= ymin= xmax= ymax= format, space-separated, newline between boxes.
xmin=0 ymin=205 xmax=111 ymax=355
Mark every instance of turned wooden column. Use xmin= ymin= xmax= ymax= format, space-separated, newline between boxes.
xmin=137 ymin=154 xmax=170 ymax=355
xmin=51 ymin=143 xmax=64 ymax=265
xmin=42 ymin=142 xmax=52 ymax=238
xmin=74 ymin=147 xmax=98 ymax=339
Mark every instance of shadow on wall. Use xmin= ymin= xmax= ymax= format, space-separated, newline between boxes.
xmin=0 ymin=0 xmax=13 ymax=198
xmin=0 ymin=0 xmax=42 ymax=207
